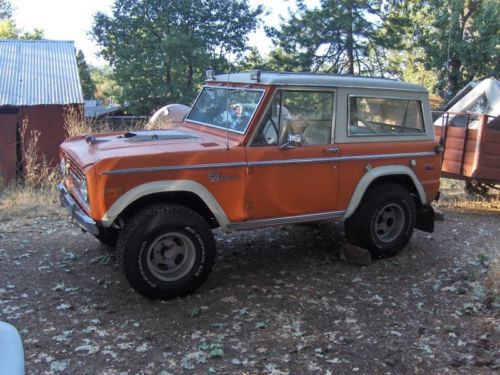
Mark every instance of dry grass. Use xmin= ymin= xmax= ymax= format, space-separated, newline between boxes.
xmin=64 ymin=106 xmax=113 ymax=137
xmin=0 ymin=184 xmax=62 ymax=221
xmin=64 ymin=106 xmax=147 ymax=135
xmin=0 ymin=119 xmax=62 ymax=221
xmin=20 ymin=119 xmax=61 ymax=190
xmin=0 ymin=110 xmax=147 ymax=221
xmin=436 ymin=178 xmax=500 ymax=213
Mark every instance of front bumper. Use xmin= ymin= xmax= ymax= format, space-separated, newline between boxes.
xmin=58 ymin=183 xmax=99 ymax=235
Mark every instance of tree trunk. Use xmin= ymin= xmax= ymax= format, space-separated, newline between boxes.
xmin=448 ymin=55 xmax=462 ymax=96
xmin=166 ymin=58 xmax=171 ymax=85
xmin=188 ymin=63 xmax=193 ymax=89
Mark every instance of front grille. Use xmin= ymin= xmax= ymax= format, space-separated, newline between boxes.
xmin=65 ymin=154 xmax=85 ymax=184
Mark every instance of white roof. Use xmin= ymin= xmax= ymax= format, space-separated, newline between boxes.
xmin=0 ymin=40 xmax=84 ymax=106
xmin=445 ymin=78 xmax=500 ymax=117
xmin=214 ymin=72 xmax=427 ymax=93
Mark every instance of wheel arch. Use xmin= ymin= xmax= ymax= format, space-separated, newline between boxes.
xmin=343 ymin=165 xmax=427 ymax=220
xmin=100 ymin=180 xmax=230 ymax=229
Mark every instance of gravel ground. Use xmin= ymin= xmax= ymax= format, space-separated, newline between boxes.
xmin=0 ymin=203 xmax=499 ymax=374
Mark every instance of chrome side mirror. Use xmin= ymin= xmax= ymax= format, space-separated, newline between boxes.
xmin=279 ymin=133 xmax=303 ymax=150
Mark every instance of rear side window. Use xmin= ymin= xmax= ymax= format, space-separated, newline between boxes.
xmin=349 ymin=97 xmax=424 ymax=136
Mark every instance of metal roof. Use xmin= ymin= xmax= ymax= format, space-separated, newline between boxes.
xmin=213 ymin=71 xmax=427 ymax=93
xmin=0 ymin=40 xmax=84 ymax=106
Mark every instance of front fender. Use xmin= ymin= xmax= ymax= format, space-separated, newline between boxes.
xmin=100 ymin=180 xmax=230 ymax=229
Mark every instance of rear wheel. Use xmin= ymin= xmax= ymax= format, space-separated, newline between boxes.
xmin=345 ymin=183 xmax=416 ymax=258
xmin=116 ymin=204 xmax=216 ymax=300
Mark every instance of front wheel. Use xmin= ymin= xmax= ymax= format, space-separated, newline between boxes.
xmin=345 ymin=183 xmax=416 ymax=258
xmin=116 ymin=204 xmax=216 ymax=300
xmin=93 ymin=227 xmax=118 ymax=248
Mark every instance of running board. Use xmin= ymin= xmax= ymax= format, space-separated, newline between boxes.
xmin=226 ymin=210 xmax=345 ymax=231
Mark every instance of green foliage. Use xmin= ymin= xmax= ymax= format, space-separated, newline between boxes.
xmin=89 ymin=0 xmax=497 ymax=109
xmin=262 ymin=0 xmax=497 ymax=98
xmin=19 ymin=27 xmax=43 ymax=40
xmin=89 ymin=66 xmax=122 ymax=104
xmin=0 ymin=18 xmax=43 ymax=40
xmin=76 ymin=50 xmax=96 ymax=99
xmin=266 ymin=0 xmax=407 ymax=75
xmin=0 ymin=0 xmax=43 ymax=39
xmin=0 ymin=19 xmax=16 ymax=38
xmin=0 ymin=0 xmax=13 ymax=20
xmin=401 ymin=0 xmax=499 ymax=98
xmin=91 ymin=0 xmax=263 ymax=115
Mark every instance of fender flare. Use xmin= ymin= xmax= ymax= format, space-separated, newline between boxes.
xmin=343 ymin=165 xmax=427 ymax=220
xmin=100 ymin=180 xmax=230 ymax=229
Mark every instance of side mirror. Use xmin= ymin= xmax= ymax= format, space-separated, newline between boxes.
xmin=279 ymin=133 xmax=303 ymax=150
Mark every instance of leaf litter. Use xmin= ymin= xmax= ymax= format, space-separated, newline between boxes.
xmin=0 ymin=207 xmax=498 ymax=373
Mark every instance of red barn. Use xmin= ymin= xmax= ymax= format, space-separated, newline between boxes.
xmin=0 ymin=40 xmax=83 ymax=184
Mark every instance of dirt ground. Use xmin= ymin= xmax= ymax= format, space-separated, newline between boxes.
xmin=1 ymin=191 xmax=499 ymax=374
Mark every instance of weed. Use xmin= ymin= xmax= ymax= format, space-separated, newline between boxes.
xmin=0 ymin=118 xmax=62 ymax=221
xmin=0 ymin=110 xmax=147 ymax=221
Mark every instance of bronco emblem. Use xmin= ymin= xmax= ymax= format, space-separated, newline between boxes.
xmin=208 ymin=171 xmax=239 ymax=183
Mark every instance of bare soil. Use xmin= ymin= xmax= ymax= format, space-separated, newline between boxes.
xmin=1 ymin=198 xmax=499 ymax=374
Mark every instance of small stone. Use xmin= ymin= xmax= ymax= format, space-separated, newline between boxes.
xmin=341 ymin=244 xmax=372 ymax=266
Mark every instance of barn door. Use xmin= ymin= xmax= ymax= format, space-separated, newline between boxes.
xmin=0 ymin=107 xmax=19 ymax=184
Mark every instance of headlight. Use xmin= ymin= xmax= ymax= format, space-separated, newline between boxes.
xmin=80 ymin=178 xmax=89 ymax=203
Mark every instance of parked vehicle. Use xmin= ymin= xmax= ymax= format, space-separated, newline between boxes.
xmin=434 ymin=113 xmax=500 ymax=195
xmin=0 ymin=321 xmax=24 ymax=375
xmin=59 ymin=71 xmax=442 ymax=300
xmin=434 ymin=78 xmax=500 ymax=195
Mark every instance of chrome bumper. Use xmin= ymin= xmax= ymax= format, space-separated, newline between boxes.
xmin=58 ymin=183 xmax=99 ymax=235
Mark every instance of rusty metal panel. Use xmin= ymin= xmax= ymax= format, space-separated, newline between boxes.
xmin=474 ymin=120 xmax=500 ymax=181
xmin=18 ymin=105 xmax=82 ymax=165
xmin=436 ymin=114 xmax=500 ymax=185
xmin=0 ymin=113 xmax=18 ymax=183
xmin=439 ymin=127 xmax=479 ymax=177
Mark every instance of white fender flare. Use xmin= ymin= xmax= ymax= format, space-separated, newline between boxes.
xmin=343 ymin=165 xmax=428 ymax=220
xmin=101 ymin=180 xmax=230 ymax=229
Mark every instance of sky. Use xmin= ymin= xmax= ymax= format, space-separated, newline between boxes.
xmin=10 ymin=0 xmax=318 ymax=67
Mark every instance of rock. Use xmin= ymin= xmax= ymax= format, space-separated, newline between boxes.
xmin=341 ymin=244 xmax=372 ymax=266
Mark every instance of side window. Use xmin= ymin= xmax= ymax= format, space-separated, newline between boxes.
xmin=252 ymin=93 xmax=282 ymax=145
xmin=283 ymin=91 xmax=334 ymax=145
xmin=349 ymin=97 xmax=425 ymax=136
xmin=252 ymin=90 xmax=334 ymax=146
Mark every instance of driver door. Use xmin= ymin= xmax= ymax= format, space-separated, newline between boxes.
xmin=245 ymin=89 xmax=339 ymax=220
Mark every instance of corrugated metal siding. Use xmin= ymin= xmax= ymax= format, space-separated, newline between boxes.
xmin=0 ymin=40 xmax=84 ymax=106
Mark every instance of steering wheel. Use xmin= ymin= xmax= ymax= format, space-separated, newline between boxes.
xmin=254 ymin=114 xmax=279 ymax=145
xmin=352 ymin=115 xmax=377 ymax=134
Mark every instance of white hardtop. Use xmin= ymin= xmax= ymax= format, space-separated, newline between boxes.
xmin=213 ymin=71 xmax=427 ymax=93
xmin=445 ymin=78 xmax=499 ymax=117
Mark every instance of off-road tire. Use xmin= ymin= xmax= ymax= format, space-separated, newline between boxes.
xmin=344 ymin=183 xmax=416 ymax=258
xmin=116 ymin=204 xmax=216 ymax=300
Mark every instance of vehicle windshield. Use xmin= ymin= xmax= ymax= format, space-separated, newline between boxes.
xmin=186 ymin=86 xmax=264 ymax=134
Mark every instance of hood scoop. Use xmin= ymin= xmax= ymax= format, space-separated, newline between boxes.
xmin=121 ymin=130 xmax=200 ymax=142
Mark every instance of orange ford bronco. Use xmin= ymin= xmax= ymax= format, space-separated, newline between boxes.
xmin=59 ymin=71 xmax=442 ymax=300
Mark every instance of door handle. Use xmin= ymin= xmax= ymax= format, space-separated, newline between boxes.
xmin=324 ymin=147 xmax=340 ymax=153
